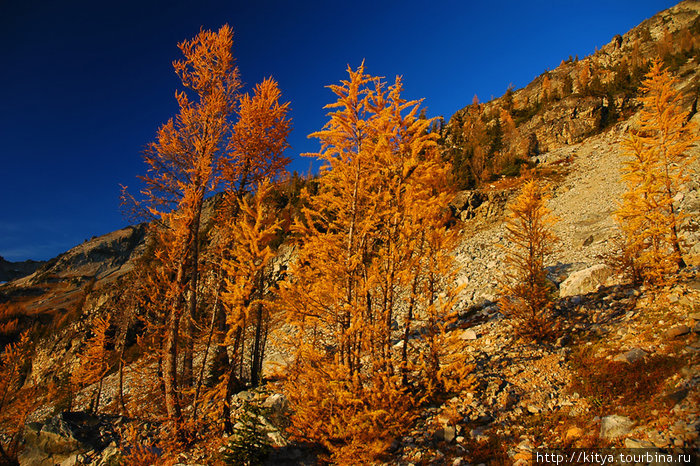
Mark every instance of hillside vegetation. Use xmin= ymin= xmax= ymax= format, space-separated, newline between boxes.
xmin=1 ymin=2 xmax=699 ymax=465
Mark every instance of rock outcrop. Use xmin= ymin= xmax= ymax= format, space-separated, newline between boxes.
xmin=23 ymin=223 xmax=148 ymax=285
xmin=442 ymin=0 xmax=700 ymax=172
xmin=19 ymin=412 xmax=121 ymax=466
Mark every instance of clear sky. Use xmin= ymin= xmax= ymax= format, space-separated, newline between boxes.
xmin=0 ymin=0 xmax=678 ymax=261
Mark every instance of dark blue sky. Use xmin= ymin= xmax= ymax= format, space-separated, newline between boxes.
xmin=0 ymin=0 xmax=677 ymax=261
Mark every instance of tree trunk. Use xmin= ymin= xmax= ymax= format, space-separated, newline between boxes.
xmin=118 ymin=355 xmax=127 ymax=416
xmin=223 ymin=326 xmax=244 ymax=434
xmin=205 ymin=279 xmax=229 ymax=387
xmin=181 ymin=315 xmax=193 ymax=389
xmin=182 ymin=205 xmax=203 ymax=389
xmin=117 ymin=308 xmax=132 ymax=416
xmin=94 ymin=377 xmax=104 ymax=414
xmin=250 ymin=271 xmax=265 ymax=387
xmin=163 ymin=304 xmax=182 ymax=429
xmin=401 ymin=276 xmax=420 ymax=386
xmin=193 ymin=291 xmax=220 ymax=419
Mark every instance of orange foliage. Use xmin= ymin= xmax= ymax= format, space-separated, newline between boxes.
xmin=125 ymin=25 xmax=242 ymax=433
xmin=0 ymin=302 xmax=25 ymax=342
xmin=462 ymin=101 xmax=490 ymax=184
xmin=616 ymin=59 xmax=699 ymax=284
xmin=124 ymin=24 xmax=292 ymax=444
xmin=198 ymin=180 xmax=284 ymax=431
xmin=72 ymin=315 xmax=112 ymax=413
xmin=493 ymin=107 xmax=517 ymax=174
xmin=284 ymin=364 xmax=416 ymax=464
xmin=541 ymin=74 xmax=551 ymax=103
xmin=278 ymin=63 xmax=471 ymax=462
xmin=577 ymin=61 xmax=591 ymax=94
xmin=499 ymin=177 xmax=559 ymax=340
xmin=0 ymin=331 xmax=36 ymax=463
xmin=221 ymin=77 xmax=292 ymax=197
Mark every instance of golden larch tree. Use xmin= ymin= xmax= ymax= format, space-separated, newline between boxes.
xmin=204 ymin=77 xmax=291 ymax=392
xmin=493 ymin=107 xmax=517 ymax=175
xmin=0 ymin=331 xmax=35 ymax=464
xmin=278 ymin=63 xmax=471 ymax=463
xmin=202 ymin=180 xmax=283 ymax=433
xmin=499 ymin=177 xmax=558 ymax=340
xmin=578 ymin=61 xmax=591 ymax=94
xmin=616 ymin=59 xmax=699 ymax=284
xmin=462 ymin=100 xmax=490 ymax=185
xmin=123 ymin=24 xmax=240 ymax=433
xmin=541 ymin=74 xmax=552 ymax=103
xmin=72 ymin=316 xmax=112 ymax=414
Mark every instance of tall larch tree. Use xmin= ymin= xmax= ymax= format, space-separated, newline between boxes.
xmin=493 ymin=107 xmax=517 ymax=175
xmin=278 ymin=64 xmax=471 ymax=463
xmin=616 ymin=59 xmax=699 ymax=284
xmin=541 ymin=74 xmax=552 ymax=103
xmin=123 ymin=25 xmax=240 ymax=433
xmin=462 ymin=100 xmax=490 ymax=185
xmin=578 ymin=61 xmax=591 ymax=95
xmin=203 ymin=76 xmax=291 ymax=396
xmin=200 ymin=180 xmax=283 ymax=433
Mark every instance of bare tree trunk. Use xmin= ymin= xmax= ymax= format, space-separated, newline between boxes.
xmin=163 ymin=300 xmax=183 ymax=430
xmin=223 ymin=327 xmax=243 ymax=434
xmin=94 ymin=377 xmax=104 ymax=414
xmin=667 ymin=200 xmax=686 ymax=268
xmin=250 ymin=271 xmax=265 ymax=387
xmin=118 ymin=354 xmax=127 ymax=416
xmin=401 ymin=274 xmax=421 ymax=386
xmin=117 ymin=307 xmax=133 ymax=416
xmin=238 ymin=317 xmax=247 ymax=381
xmin=661 ymin=144 xmax=686 ymax=269
xmin=182 ymin=314 xmax=193 ymax=390
xmin=182 ymin=206 xmax=203 ymax=389
xmin=205 ymin=279 xmax=229 ymax=387
xmin=156 ymin=354 xmax=166 ymax=401
xmin=193 ymin=292 xmax=220 ymax=419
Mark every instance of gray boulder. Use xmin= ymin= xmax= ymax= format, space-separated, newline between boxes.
xmin=599 ymin=415 xmax=633 ymax=440
xmin=559 ymin=264 xmax=612 ymax=297
xmin=459 ymin=329 xmax=478 ymax=340
xmin=663 ymin=325 xmax=690 ymax=339
xmin=18 ymin=412 xmax=120 ymax=466
xmin=613 ymin=348 xmax=647 ymax=364
xmin=263 ymin=393 xmax=288 ymax=414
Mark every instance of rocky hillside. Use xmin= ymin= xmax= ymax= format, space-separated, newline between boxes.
xmin=1 ymin=2 xmax=699 ymax=465
xmin=440 ymin=0 xmax=700 ymax=189
xmin=452 ymin=122 xmax=700 ymax=310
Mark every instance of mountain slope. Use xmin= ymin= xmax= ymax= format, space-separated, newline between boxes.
xmin=440 ymin=0 xmax=700 ymax=190
xmin=0 ymin=257 xmax=44 ymax=283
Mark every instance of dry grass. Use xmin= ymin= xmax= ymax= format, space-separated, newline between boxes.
xmin=569 ymin=346 xmax=684 ymax=418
